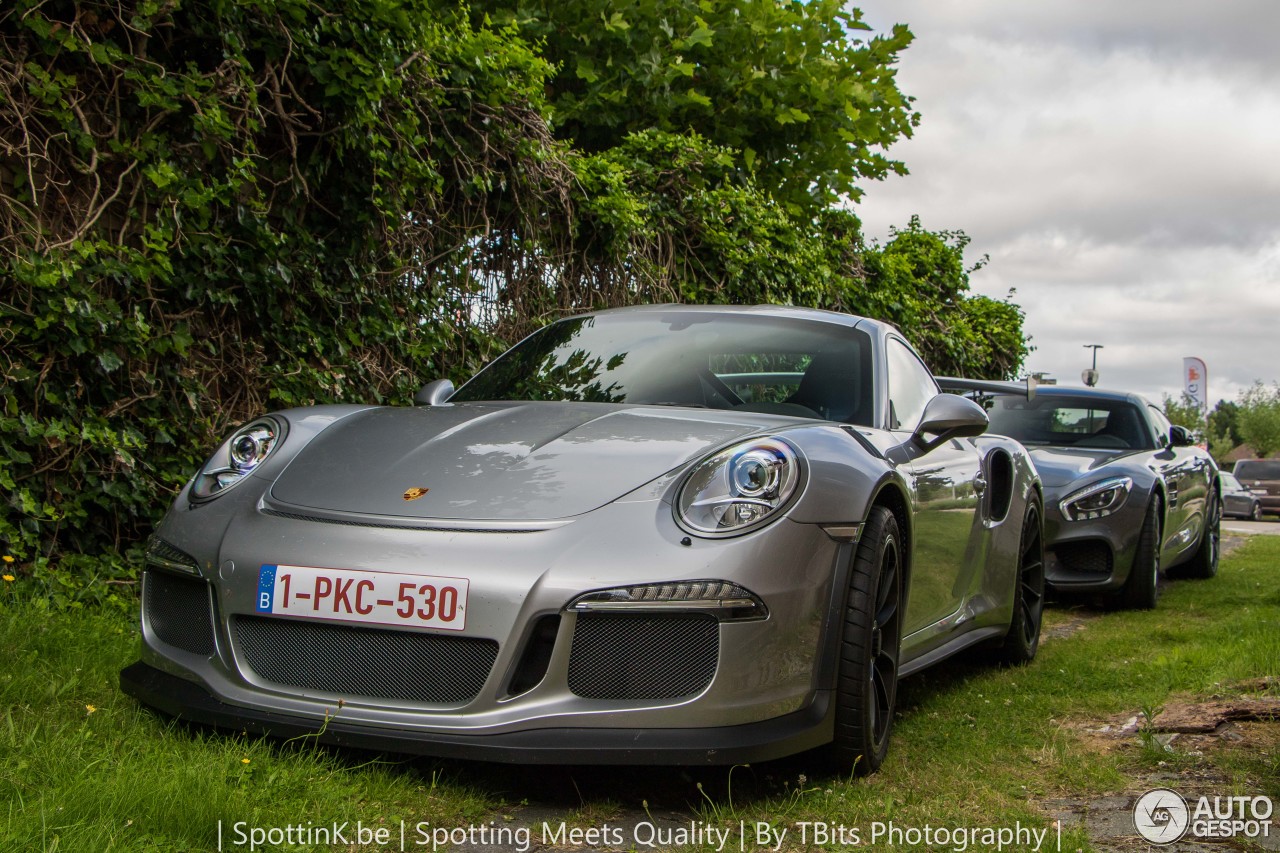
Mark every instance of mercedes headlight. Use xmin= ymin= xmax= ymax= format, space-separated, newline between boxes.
xmin=676 ymin=438 xmax=802 ymax=537
xmin=1059 ymin=476 xmax=1132 ymax=521
xmin=191 ymin=417 xmax=284 ymax=501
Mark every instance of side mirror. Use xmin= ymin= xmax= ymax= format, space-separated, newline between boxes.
xmin=414 ymin=379 xmax=455 ymax=406
xmin=913 ymin=394 xmax=989 ymax=451
xmin=1169 ymin=425 xmax=1194 ymax=447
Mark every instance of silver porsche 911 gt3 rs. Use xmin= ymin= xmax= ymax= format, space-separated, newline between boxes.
xmin=121 ymin=305 xmax=1044 ymax=774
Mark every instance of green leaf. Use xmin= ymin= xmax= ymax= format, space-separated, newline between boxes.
xmin=96 ymin=352 xmax=123 ymax=373
xmin=684 ymin=18 xmax=714 ymax=49
xmin=575 ymin=58 xmax=599 ymax=83
xmin=685 ymin=88 xmax=712 ymax=108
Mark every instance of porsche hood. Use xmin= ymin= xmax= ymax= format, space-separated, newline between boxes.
xmin=268 ymin=403 xmax=780 ymax=521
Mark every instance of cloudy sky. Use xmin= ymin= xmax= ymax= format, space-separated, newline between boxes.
xmin=853 ymin=0 xmax=1280 ymax=406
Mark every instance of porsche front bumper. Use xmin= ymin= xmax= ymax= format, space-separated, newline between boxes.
xmin=120 ymin=661 xmax=833 ymax=764
xmin=121 ymin=494 xmax=853 ymax=764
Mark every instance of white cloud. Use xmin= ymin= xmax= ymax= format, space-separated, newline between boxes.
xmin=854 ymin=0 xmax=1280 ymax=406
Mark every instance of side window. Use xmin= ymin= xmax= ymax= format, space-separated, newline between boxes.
xmin=886 ymin=338 xmax=938 ymax=431
xmin=1147 ymin=405 xmax=1172 ymax=448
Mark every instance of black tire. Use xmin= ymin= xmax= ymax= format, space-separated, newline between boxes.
xmin=833 ymin=505 xmax=903 ymax=776
xmin=999 ymin=499 xmax=1045 ymax=664
xmin=1172 ymin=490 xmax=1220 ymax=580
xmin=1250 ymin=502 xmax=1262 ymax=522
xmin=1119 ymin=499 xmax=1161 ymax=610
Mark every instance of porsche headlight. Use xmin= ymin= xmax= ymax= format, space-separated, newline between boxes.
xmin=1059 ymin=476 xmax=1132 ymax=521
xmin=191 ymin=417 xmax=284 ymax=501
xmin=676 ymin=438 xmax=802 ymax=537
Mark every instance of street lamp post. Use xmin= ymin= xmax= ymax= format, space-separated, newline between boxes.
xmin=1082 ymin=344 xmax=1103 ymax=387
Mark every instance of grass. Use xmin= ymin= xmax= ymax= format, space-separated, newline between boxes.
xmin=1 ymin=536 xmax=1277 ymax=851
xmin=0 ymin=594 xmax=497 ymax=851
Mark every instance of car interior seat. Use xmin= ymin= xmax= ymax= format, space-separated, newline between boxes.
xmin=785 ymin=351 xmax=870 ymax=425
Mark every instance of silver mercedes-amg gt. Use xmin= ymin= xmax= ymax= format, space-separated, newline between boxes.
xmin=121 ymin=305 xmax=1044 ymax=774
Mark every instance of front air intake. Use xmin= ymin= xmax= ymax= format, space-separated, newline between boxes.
xmin=144 ymin=570 xmax=216 ymax=656
xmin=232 ymin=616 xmax=498 ymax=705
xmin=567 ymin=612 xmax=718 ymax=701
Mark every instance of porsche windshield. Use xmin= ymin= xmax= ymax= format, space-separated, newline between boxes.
xmin=985 ymin=396 xmax=1155 ymax=450
xmin=452 ymin=312 xmax=876 ymax=425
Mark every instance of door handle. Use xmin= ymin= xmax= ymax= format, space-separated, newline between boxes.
xmin=973 ymin=476 xmax=987 ymax=494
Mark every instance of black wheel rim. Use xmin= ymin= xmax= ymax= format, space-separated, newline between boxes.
xmin=868 ymin=535 xmax=901 ymax=745
xmin=1018 ymin=505 xmax=1045 ymax=646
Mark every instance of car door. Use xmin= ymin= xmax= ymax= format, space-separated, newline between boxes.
xmin=1145 ymin=405 xmax=1203 ymax=557
xmin=884 ymin=337 xmax=984 ymax=638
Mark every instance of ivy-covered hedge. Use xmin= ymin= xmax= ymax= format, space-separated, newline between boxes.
xmin=0 ymin=0 xmax=573 ymax=572
xmin=0 ymin=0 xmax=1026 ymax=584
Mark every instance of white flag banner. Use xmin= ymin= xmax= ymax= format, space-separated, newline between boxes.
xmin=1183 ymin=357 xmax=1208 ymax=411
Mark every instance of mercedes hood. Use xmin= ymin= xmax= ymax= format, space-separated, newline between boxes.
xmin=1028 ymin=446 xmax=1133 ymax=489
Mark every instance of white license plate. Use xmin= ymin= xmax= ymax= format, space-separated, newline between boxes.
xmin=256 ymin=564 xmax=468 ymax=631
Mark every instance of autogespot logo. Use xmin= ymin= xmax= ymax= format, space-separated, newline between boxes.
xmin=1134 ymin=789 xmax=1190 ymax=844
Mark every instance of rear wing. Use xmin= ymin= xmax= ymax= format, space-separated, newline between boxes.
xmin=936 ymin=376 xmax=1037 ymax=400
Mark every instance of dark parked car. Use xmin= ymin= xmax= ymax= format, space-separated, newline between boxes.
xmin=1232 ymin=459 xmax=1280 ymax=517
xmin=121 ymin=305 xmax=1047 ymax=775
xmin=1220 ymin=472 xmax=1263 ymax=521
xmin=942 ymin=382 xmax=1220 ymax=609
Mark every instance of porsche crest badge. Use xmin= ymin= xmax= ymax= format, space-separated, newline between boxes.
xmin=402 ymin=487 xmax=429 ymax=501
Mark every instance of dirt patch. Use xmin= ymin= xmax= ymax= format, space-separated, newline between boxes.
xmin=1042 ymin=608 xmax=1104 ymax=641
xmin=1220 ymin=532 xmax=1250 ymax=559
xmin=1154 ymin=698 xmax=1280 ymax=733
xmin=1040 ymin=768 xmax=1276 ymax=850
xmin=1048 ymin=699 xmax=1280 ymax=851
xmin=1040 ymin=743 xmax=1279 ymax=852
xmin=1225 ymin=676 xmax=1279 ymax=695
xmin=1069 ymin=713 xmax=1144 ymax=756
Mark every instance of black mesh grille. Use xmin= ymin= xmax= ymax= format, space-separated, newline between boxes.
xmin=233 ymin=616 xmax=498 ymax=705
xmin=144 ymin=570 xmax=215 ymax=656
xmin=568 ymin=613 xmax=719 ymax=700
xmin=1054 ymin=540 xmax=1113 ymax=575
